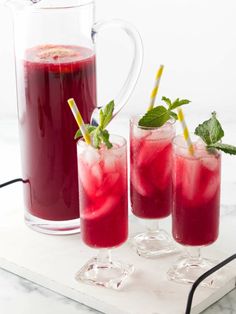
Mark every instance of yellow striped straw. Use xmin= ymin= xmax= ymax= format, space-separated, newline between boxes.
xmin=67 ymin=98 xmax=91 ymax=145
xmin=147 ymin=64 xmax=164 ymax=111
xmin=177 ymin=108 xmax=195 ymax=156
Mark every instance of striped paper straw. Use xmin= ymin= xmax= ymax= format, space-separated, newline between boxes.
xmin=147 ymin=64 xmax=164 ymax=111
xmin=67 ymin=98 xmax=91 ymax=145
xmin=177 ymin=108 xmax=195 ymax=156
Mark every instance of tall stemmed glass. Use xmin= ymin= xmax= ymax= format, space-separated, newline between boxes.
xmin=167 ymin=134 xmax=221 ymax=286
xmin=76 ymin=135 xmax=133 ymax=289
xmin=129 ymin=116 xmax=177 ymax=258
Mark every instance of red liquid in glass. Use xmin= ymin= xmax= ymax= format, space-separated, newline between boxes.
xmin=130 ymin=121 xmax=175 ymax=219
xmin=20 ymin=45 xmax=97 ymax=221
xmin=172 ymin=146 xmax=221 ymax=246
xmin=77 ymin=144 xmax=128 ymax=248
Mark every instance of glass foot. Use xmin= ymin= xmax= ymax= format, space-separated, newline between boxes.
xmin=167 ymin=256 xmax=220 ymax=287
xmin=132 ymin=229 xmax=177 ymax=258
xmin=25 ymin=211 xmax=80 ymax=235
xmin=75 ymin=257 xmax=134 ymax=289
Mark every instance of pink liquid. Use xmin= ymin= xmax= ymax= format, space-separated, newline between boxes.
xmin=130 ymin=121 xmax=175 ymax=219
xmin=172 ymin=143 xmax=221 ymax=246
xmin=77 ymin=142 xmax=128 ymax=248
xmin=20 ymin=45 xmax=97 ymax=221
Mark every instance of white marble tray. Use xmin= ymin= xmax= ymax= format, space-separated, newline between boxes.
xmin=0 ymin=183 xmax=236 ymax=314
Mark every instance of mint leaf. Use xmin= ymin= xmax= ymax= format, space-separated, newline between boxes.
xmin=97 ymin=100 xmax=114 ymax=148
xmin=194 ymin=112 xmax=236 ymax=156
xmin=102 ymin=100 xmax=115 ymax=129
xmin=162 ymin=96 xmax=191 ymax=110
xmin=70 ymin=97 xmax=114 ymax=149
xmin=169 ymin=111 xmax=178 ymax=120
xmin=100 ymin=129 xmax=112 ymax=149
xmin=208 ymin=143 xmax=236 ymax=155
xmin=169 ymin=98 xmax=191 ymax=110
xmin=93 ymin=127 xmax=102 ymax=149
xmin=99 ymin=109 xmax=105 ymax=129
xmin=79 ymin=100 xmax=115 ymax=149
xmin=74 ymin=125 xmax=96 ymax=139
xmin=162 ymin=96 xmax=172 ymax=108
xmin=138 ymin=106 xmax=170 ymax=127
xmin=194 ymin=112 xmax=224 ymax=145
xmin=139 ymin=96 xmax=190 ymax=128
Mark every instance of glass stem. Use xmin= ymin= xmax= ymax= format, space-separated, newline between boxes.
xmin=144 ymin=219 xmax=160 ymax=233
xmin=97 ymin=248 xmax=111 ymax=264
xmin=186 ymin=246 xmax=201 ymax=262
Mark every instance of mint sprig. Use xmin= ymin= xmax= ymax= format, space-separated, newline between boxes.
xmin=194 ymin=112 xmax=224 ymax=145
xmin=74 ymin=125 xmax=96 ymax=140
xmin=74 ymin=100 xmax=114 ymax=149
xmin=208 ymin=143 xmax=236 ymax=155
xmin=138 ymin=96 xmax=190 ymax=127
xmin=194 ymin=112 xmax=236 ymax=155
xmin=138 ymin=106 xmax=170 ymax=127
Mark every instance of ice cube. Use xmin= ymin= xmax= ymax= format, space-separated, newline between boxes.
xmin=172 ymin=156 xmax=183 ymax=188
xmin=152 ymin=163 xmax=172 ymax=190
xmin=136 ymin=140 xmax=169 ymax=167
xmin=131 ymin=168 xmax=155 ymax=197
xmin=91 ymin=163 xmax=103 ymax=184
xmin=195 ymin=137 xmax=206 ymax=149
xmin=182 ymin=158 xmax=201 ymax=200
xmin=201 ymin=156 xmax=219 ymax=172
xmin=95 ymin=172 xmax=120 ymax=197
xmin=81 ymin=195 xmax=120 ymax=220
xmin=77 ymin=140 xmax=88 ymax=154
xmin=111 ymin=144 xmax=125 ymax=159
xmin=77 ymin=148 xmax=101 ymax=196
xmin=147 ymin=123 xmax=174 ymax=141
xmin=103 ymin=152 xmax=117 ymax=172
xmin=83 ymin=146 xmax=101 ymax=166
xmin=203 ymin=176 xmax=220 ymax=201
xmin=136 ymin=143 xmax=153 ymax=166
xmin=78 ymin=162 xmax=97 ymax=197
xmin=173 ymin=135 xmax=190 ymax=157
xmin=132 ymin=124 xmax=151 ymax=139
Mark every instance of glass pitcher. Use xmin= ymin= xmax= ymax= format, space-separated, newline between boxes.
xmin=6 ymin=0 xmax=143 ymax=235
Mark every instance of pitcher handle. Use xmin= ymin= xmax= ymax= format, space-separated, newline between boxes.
xmin=90 ymin=19 xmax=143 ymax=125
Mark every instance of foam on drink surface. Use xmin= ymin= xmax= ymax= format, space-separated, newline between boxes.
xmin=25 ymin=44 xmax=95 ymax=64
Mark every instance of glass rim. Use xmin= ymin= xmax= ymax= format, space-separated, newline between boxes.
xmin=172 ymin=133 xmax=204 ymax=150
xmin=31 ymin=0 xmax=94 ymax=10
xmin=173 ymin=134 xmax=221 ymax=156
xmin=130 ymin=115 xmax=176 ymax=130
xmin=77 ymin=134 xmax=127 ymax=151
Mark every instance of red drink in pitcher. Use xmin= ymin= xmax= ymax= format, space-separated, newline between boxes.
xmin=172 ymin=135 xmax=221 ymax=246
xmin=10 ymin=0 xmax=143 ymax=236
xmin=20 ymin=45 xmax=97 ymax=223
xmin=77 ymin=136 xmax=128 ymax=248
